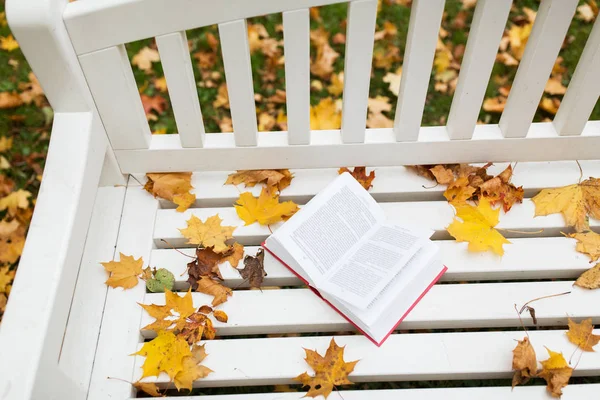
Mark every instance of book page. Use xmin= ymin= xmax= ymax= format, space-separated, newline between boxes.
xmin=317 ymin=222 xmax=432 ymax=309
xmin=269 ymin=173 xmax=385 ymax=281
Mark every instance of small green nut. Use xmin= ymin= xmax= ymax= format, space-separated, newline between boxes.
xmin=146 ymin=268 xmax=175 ymax=293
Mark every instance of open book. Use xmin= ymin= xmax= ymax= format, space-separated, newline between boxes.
xmin=264 ymin=172 xmax=447 ymax=346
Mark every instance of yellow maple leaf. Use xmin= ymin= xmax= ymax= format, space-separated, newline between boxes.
xmin=235 ymin=188 xmax=299 ymax=226
xmin=538 ymin=348 xmax=573 ymax=398
xmin=133 ymin=381 xmax=162 ymax=397
xmin=540 ymin=97 xmax=560 ymax=115
xmin=565 ymin=231 xmax=600 ymax=262
xmin=225 ymin=169 xmax=293 ymax=193
xmin=179 ymin=214 xmax=235 ymax=253
xmin=532 ymin=178 xmax=600 ymax=233
xmin=141 ymin=289 xmax=196 ymax=333
xmin=447 ymin=197 xmax=511 ymax=255
xmin=310 ymin=97 xmax=341 ymax=130
xmin=213 ymin=83 xmax=229 ymax=109
xmin=383 ymin=67 xmax=402 ymax=95
xmin=0 ymin=35 xmax=19 ymax=52
xmin=575 ymin=262 xmax=600 ymax=289
xmin=327 ymin=72 xmax=344 ymax=96
xmin=295 ymin=338 xmax=359 ymax=398
xmin=174 ymin=344 xmax=213 ymax=391
xmin=132 ymin=47 xmax=160 ymax=73
xmin=0 ymin=265 xmax=15 ymax=294
xmin=133 ymin=331 xmax=191 ymax=381
xmin=0 ymin=189 xmax=31 ymax=216
xmin=144 ymin=172 xmax=196 ymax=212
xmin=507 ymin=23 xmax=532 ymax=60
xmin=101 ymin=253 xmax=143 ymax=289
xmin=195 ymin=276 xmax=232 ymax=306
xmin=566 ymin=318 xmax=600 ymax=352
xmin=338 ymin=167 xmax=375 ymax=191
xmin=443 ymin=177 xmax=476 ymax=205
xmin=512 ymin=337 xmax=538 ymax=388
xmin=0 ymin=136 xmax=12 ymax=152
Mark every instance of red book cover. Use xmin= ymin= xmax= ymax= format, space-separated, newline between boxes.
xmin=262 ymin=242 xmax=447 ymax=347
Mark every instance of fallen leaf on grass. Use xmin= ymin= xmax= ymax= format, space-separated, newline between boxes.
xmin=101 ymin=253 xmax=144 ymax=289
xmin=482 ymin=96 xmax=507 ymax=113
xmin=539 ymin=97 xmax=560 ymax=115
xmin=225 ymin=169 xmax=293 ymax=193
xmin=545 ymin=76 xmax=567 ymax=95
xmin=575 ymin=263 xmax=600 ymax=289
xmin=133 ymin=381 xmax=162 ymax=397
xmin=0 ymin=221 xmax=25 ymax=264
xmin=235 ymin=188 xmax=299 ymax=226
xmin=145 ymin=172 xmax=196 ymax=212
xmin=132 ymin=47 xmax=160 ymax=73
xmin=0 ymin=35 xmax=19 ymax=52
xmin=565 ymin=231 xmax=600 ymax=262
xmin=538 ymin=348 xmax=573 ymax=398
xmin=338 ymin=167 xmax=375 ymax=191
xmin=295 ymin=338 xmax=359 ymax=399
xmin=566 ymin=318 xmax=600 ymax=351
xmin=577 ymin=2 xmax=598 ymax=22
xmin=0 ymin=189 xmax=31 ymax=216
xmin=237 ymin=248 xmax=266 ymax=289
xmin=512 ymin=337 xmax=538 ymax=388
xmin=179 ymin=215 xmax=236 ymax=253
xmin=134 ymin=331 xmax=191 ymax=381
xmin=141 ymin=94 xmax=168 ymax=120
xmin=383 ymin=67 xmax=402 ymax=95
xmin=195 ymin=276 xmax=232 ymax=306
xmin=310 ymin=97 xmax=342 ymax=130
xmin=310 ymin=28 xmax=339 ymax=80
xmin=0 ymin=265 xmax=15 ymax=294
xmin=532 ymin=177 xmax=600 ymax=233
xmin=327 ymin=72 xmax=344 ymax=96
xmin=447 ymin=198 xmax=511 ymax=256
xmin=0 ymin=92 xmax=23 ymax=109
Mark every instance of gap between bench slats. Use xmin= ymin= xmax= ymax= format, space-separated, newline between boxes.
xmin=133 ymin=329 xmax=600 ymax=387
xmin=140 ymin=281 xmax=598 ymax=337
xmin=150 ymin=236 xmax=592 ymax=288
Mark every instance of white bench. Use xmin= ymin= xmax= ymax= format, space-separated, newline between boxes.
xmin=1 ymin=0 xmax=600 ymax=398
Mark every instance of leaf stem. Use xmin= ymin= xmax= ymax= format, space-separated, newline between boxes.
xmin=576 ymin=160 xmax=583 ymax=184
xmin=518 ymin=291 xmax=571 ymax=315
xmin=498 ymin=228 xmax=544 ymax=235
xmin=514 ymin=304 xmax=530 ymax=339
xmin=160 ymin=239 xmax=197 ymax=259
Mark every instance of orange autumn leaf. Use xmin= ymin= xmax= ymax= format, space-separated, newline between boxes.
xmin=0 ymin=221 xmax=25 ymax=264
xmin=141 ymin=94 xmax=168 ymax=120
xmin=538 ymin=348 xmax=573 ymax=398
xmin=213 ymin=310 xmax=228 ymax=323
xmin=145 ymin=172 xmax=196 ymax=212
xmin=101 ymin=253 xmax=144 ymax=289
xmin=195 ymin=276 xmax=232 ymax=306
xmin=225 ymin=169 xmax=293 ymax=193
xmin=295 ymin=338 xmax=359 ymax=399
xmin=566 ymin=318 xmax=600 ymax=351
xmin=482 ymin=96 xmax=506 ymax=113
xmin=512 ymin=337 xmax=538 ymax=388
xmin=174 ymin=344 xmax=213 ymax=391
xmin=479 ymin=165 xmax=524 ymax=212
xmin=234 ymin=188 xmax=299 ymax=226
xmin=179 ymin=214 xmax=236 ymax=253
xmin=338 ymin=167 xmax=375 ymax=191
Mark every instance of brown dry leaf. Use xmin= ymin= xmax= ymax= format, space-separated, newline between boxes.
xmin=338 ymin=167 xmax=375 ymax=191
xmin=0 ymin=35 xmax=19 ymax=52
xmin=310 ymin=28 xmax=340 ymax=80
xmin=220 ymin=242 xmax=245 ymax=268
xmin=133 ymin=381 xmax=162 ymax=397
xmin=179 ymin=215 xmax=236 ymax=253
xmin=545 ymin=76 xmax=567 ymax=95
xmin=532 ymin=177 xmax=600 ymax=233
xmin=133 ymin=331 xmax=191 ymax=381
xmin=237 ymin=248 xmax=266 ymax=289
xmin=196 ymin=276 xmax=232 ymax=306
xmin=101 ymin=253 xmax=144 ymax=289
xmin=213 ymin=83 xmax=230 ymax=109
xmin=443 ymin=177 xmax=476 ymax=205
xmin=0 ymin=92 xmax=23 ymax=109
xmin=225 ymin=169 xmax=293 ymax=192
xmin=566 ymin=318 xmax=600 ymax=351
xmin=430 ymin=165 xmax=455 ymax=185
xmin=132 ymin=47 xmax=160 ymax=73
xmin=145 ymin=172 xmax=196 ymax=212
xmin=141 ymin=94 xmax=168 ymax=120
xmin=327 ymin=72 xmax=344 ymax=96
xmin=479 ymin=165 xmax=524 ymax=212
xmin=383 ymin=67 xmax=402 ymax=95
xmin=174 ymin=344 xmax=213 ymax=391
xmin=213 ymin=310 xmax=228 ymax=323
xmin=447 ymin=198 xmax=511 ymax=256
xmin=483 ymin=96 xmax=507 ymax=113
xmin=512 ymin=337 xmax=538 ymax=388
xmin=0 ymin=265 xmax=15 ymax=294
xmin=575 ymin=263 xmax=600 ymax=289
xmin=565 ymin=231 xmax=600 ymax=262
xmin=332 ymin=32 xmax=346 ymax=44
xmin=310 ymin=97 xmax=342 ymax=130
xmin=198 ymin=305 xmax=213 ymax=314
xmin=295 ymin=338 xmax=359 ymax=399
xmin=540 ymin=97 xmax=560 ymax=115
xmin=538 ymin=348 xmax=573 ymax=398
xmin=235 ymin=188 xmax=299 ymax=226
xmin=187 ymin=247 xmax=224 ymax=288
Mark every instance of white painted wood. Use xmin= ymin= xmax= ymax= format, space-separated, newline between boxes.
xmin=87 ymin=183 xmax=159 ymax=400
xmin=148 ymin=385 xmax=600 ymax=400
xmin=219 ymin=20 xmax=258 ymax=146
xmin=446 ymin=0 xmax=512 ymax=140
xmin=156 ymin=31 xmax=205 ymax=147
xmin=79 ymin=45 xmax=152 ymax=149
xmin=0 ymin=112 xmax=107 ymax=400
xmin=99 ymin=146 xmax=127 ymax=186
xmin=59 ymin=187 xmax=126 ymax=394
xmin=151 ymin=235 xmax=593 ymax=288
xmin=283 ymin=9 xmax=311 ymax=145
xmin=134 ymin=329 xmax=600 ymax=386
xmin=153 ymin=198 xmax=600 ymax=248
xmin=394 ymin=0 xmax=445 ymax=142
xmin=554 ymin=15 xmax=600 ymax=136
xmin=141 ymin=281 xmax=599 ymax=337
xmin=64 ymin=0 xmax=350 ymax=55
xmin=499 ymin=0 xmax=578 ymax=138
xmin=113 ymin=122 xmax=600 ymax=173
xmin=341 ymin=0 xmax=378 ymax=143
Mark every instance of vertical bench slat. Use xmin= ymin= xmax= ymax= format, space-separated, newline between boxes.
xmin=341 ymin=0 xmax=378 ymax=143
xmin=499 ymin=0 xmax=578 ymax=138
xmin=446 ymin=0 xmax=512 ymax=140
xmin=79 ymin=45 xmax=151 ymax=150
xmin=283 ymin=9 xmax=311 ymax=145
xmin=219 ymin=19 xmax=258 ymax=146
xmin=393 ymin=0 xmax=446 ymax=142
xmin=156 ymin=31 xmax=205 ymax=147
xmin=554 ymin=15 xmax=600 ymax=136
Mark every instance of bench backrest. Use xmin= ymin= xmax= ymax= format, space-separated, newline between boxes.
xmin=59 ymin=0 xmax=600 ymax=173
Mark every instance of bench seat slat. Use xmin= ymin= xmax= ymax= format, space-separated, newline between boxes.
xmin=133 ymin=329 xmax=600 ymax=386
